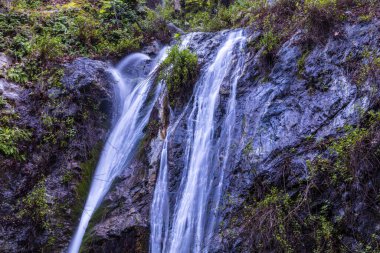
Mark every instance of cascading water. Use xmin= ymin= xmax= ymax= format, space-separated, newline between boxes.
xmin=151 ymin=30 xmax=246 ymax=253
xmin=68 ymin=48 xmax=168 ymax=253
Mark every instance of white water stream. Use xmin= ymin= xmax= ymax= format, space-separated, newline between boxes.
xmin=151 ymin=30 xmax=246 ymax=253
xmin=68 ymin=48 xmax=168 ymax=253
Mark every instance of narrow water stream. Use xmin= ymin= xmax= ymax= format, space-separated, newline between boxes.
xmin=68 ymin=48 xmax=168 ymax=253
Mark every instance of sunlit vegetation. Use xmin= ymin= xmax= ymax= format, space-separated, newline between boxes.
xmin=0 ymin=0 xmax=170 ymax=85
xmin=159 ymin=45 xmax=199 ymax=107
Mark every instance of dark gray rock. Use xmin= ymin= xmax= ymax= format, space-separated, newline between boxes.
xmin=142 ymin=40 xmax=162 ymax=56
xmin=0 ymin=79 xmax=21 ymax=101
xmin=167 ymin=22 xmax=185 ymax=35
xmin=62 ymin=58 xmax=113 ymax=93
xmin=0 ymin=57 xmax=115 ymax=253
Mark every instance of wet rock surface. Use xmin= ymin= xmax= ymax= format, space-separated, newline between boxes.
xmin=213 ymin=20 xmax=380 ymax=252
xmin=80 ymin=20 xmax=380 ymax=252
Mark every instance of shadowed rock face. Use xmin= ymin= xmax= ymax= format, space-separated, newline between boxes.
xmin=0 ymin=58 xmax=115 ymax=252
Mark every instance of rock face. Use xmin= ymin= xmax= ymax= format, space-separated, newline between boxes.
xmin=214 ymin=21 xmax=380 ymax=251
xmin=0 ymin=58 xmax=115 ymax=252
xmin=84 ymin=20 xmax=380 ymax=252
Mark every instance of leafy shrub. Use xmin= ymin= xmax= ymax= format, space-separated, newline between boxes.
xmin=258 ymin=30 xmax=279 ymax=56
xmin=140 ymin=8 xmax=172 ymax=42
xmin=187 ymin=11 xmax=212 ymax=31
xmin=99 ymin=0 xmax=139 ymax=24
xmin=95 ymin=27 xmax=142 ymax=56
xmin=12 ymin=0 xmax=42 ymax=9
xmin=297 ymin=50 xmax=310 ymax=77
xmin=32 ymin=34 xmax=65 ymax=62
xmin=207 ymin=7 xmax=234 ymax=31
xmin=0 ymin=126 xmax=31 ymax=159
xmin=6 ymin=64 xmax=29 ymax=84
xmin=73 ymin=14 xmax=101 ymax=46
xmin=304 ymin=0 xmax=339 ymax=43
xmin=0 ymin=96 xmax=6 ymax=107
xmin=10 ymin=34 xmax=31 ymax=60
xmin=159 ymin=45 xmax=198 ymax=107
xmin=305 ymin=0 xmax=337 ymax=8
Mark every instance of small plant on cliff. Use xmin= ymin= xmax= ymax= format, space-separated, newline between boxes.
xmin=304 ymin=0 xmax=339 ymax=43
xmin=19 ymin=179 xmax=50 ymax=230
xmin=6 ymin=64 xmax=29 ymax=84
xmin=159 ymin=45 xmax=198 ymax=107
xmin=0 ymin=96 xmax=6 ymax=107
xmin=32 ymin=34 xmax=65 ymax=63
xmin=258 ymin=30 xmax=280 ymax=56
xmin=0 ymin=126 xmax=31 ymax=159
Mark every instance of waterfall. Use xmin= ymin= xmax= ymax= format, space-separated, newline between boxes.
xmin=68 ymin=48 xmax=168 ymax=253
xmin=150 ymin=30 xmax=246 ymax=253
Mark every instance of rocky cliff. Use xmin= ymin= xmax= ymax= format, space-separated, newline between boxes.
xmin=0 ymin=11 xmax=379 ymax=253
xmin=80 ymin=19 xmax=380 ymax=253
xmin=0 ymin=57 xmax=115 ymax=252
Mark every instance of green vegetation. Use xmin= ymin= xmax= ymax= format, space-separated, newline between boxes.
xmin=62 ymin=170 xmax=74 ymax=184
xmin=258 ymin=30 xmax=279 ymax=56
xmin=0 ymin=0 xmax=376 ymax=86
xmin=19 ymin=179 xmax=50 ymax=230
xmin=0 ymin=126 xmax=31 ymax=159
xmin=355 ymin=50 xmax=380 ymax=85
xmin=0 ymin=96 xmax=6 ymax=107
xmin=159 ymin=45 xmax=198 ymax=107
xmin=41 ymin=113 xmax=78 ymax=148
xmin=152 ymin=0 xmax=377 ymax=37
xmin=243 ymin=140 xmax=253 ymax=156
xmin=6 ymin=64 xmax=29 ymax=83
xmin=297 ymin=50 xmax=310 ymax=77
xmin=0 ymin=0 xmax=171 ymax=85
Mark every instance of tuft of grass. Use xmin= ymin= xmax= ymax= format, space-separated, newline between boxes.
xmin=0 ymin=96 xmax=6 ymax=107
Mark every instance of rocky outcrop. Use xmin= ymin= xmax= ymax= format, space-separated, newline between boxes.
xmin=84 ymin=20 xmax=380 ymax=252
xmin=214 ymin=20 xmax=380 ymax=252
xmin=0 ymin=58 xmax=115 ymax=252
